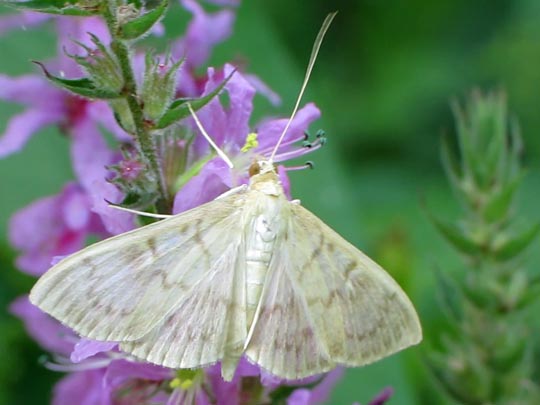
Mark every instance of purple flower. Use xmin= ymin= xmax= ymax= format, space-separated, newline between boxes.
xmin=53 ymin=369 xmax=109 ymax=405
xmin=352 ymin=387 xmax=394 ymax=405
xmin=286 ymin=368 xmax=344 ymax=405
xmin=368 ymin=387 xmax=394 ymax=405
xmin=9 ymin=183 xmax=106 ymax=275
xmin=69 ymin=118 xmax=134 ymax=235
xmin=10 ymin=295 xmax=76 ymax=356
xmin=0 ymin=11 xmax=49 ymax=36
xmin=0 ymin=16 xmax=131 ymax=156
xmin=174 ymin=64 xmax=322 ymax=212
xmin=173 ymin=0 xmax=235 ymax=69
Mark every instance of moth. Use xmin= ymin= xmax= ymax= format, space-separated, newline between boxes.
xmin=30 ymin=12 xmax=422 ymax=382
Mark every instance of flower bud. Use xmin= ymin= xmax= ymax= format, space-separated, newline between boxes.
xmin=141 ymin=52 xmax=183 ymax=122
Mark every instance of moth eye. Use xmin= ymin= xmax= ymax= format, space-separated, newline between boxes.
xmin=248 ymin=162 xmax=261 ymax=177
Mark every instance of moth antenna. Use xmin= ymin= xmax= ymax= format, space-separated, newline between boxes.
xmin=284 ymin=161 xmax=315 ymax=172
xmin=268 ymin=11 xmax=337 ymax=163
xmin=108 ymin=203 xmax=173 ymax=219
xmin=187 ymin=103 xmax=234 ymax=169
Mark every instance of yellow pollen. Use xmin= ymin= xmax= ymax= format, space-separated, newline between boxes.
xmin=241 ymin=132 xmax=259 ymax=152
xmin=169 ymin=369 xmax=199 ymax=390
xmin=180 ymin=379 xmax=194 ymax=390
xmin=169 ymin=378 xmax=181 ymax=389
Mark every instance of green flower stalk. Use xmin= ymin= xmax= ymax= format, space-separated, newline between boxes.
xmin=428 ymin=90 xmax=540 ymax=404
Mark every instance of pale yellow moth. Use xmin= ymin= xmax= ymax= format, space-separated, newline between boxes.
xmin=30 ymin=12 xmax=422 ymax=382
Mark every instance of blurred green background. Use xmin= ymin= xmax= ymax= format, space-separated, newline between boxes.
xmin=1 ymin=0 xmax=540 ymax=403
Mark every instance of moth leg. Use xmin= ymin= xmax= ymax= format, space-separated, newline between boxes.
xmin=107 ymin=204 xmax=173 ymax=219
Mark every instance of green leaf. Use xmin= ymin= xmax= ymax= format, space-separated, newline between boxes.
xmin=1 ymin=0 xmax=101 ymax=15
xmin=482 ymin=174 xmax=523 ymax=223
xmin=156 ymin=70 xmax=235 ymax=129
xmin=430 ymin=215 xmax=480 ymax=256
xmin=118 ymin=0 xmax=168 ymax=40
xmin=516 ymin=275 xmax=540 ymax=310
xmin=492 ymin=223 xmax=540 ymax=261
xmin=434 ymin=268 xmax=463 ymax=322
xmin=33 ymin=61 xmax=121 ymax=99
xmin=440 ymin=134 xmax=463 ymax=190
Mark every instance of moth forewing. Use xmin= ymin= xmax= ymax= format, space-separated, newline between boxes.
xmin=29 ymin=193 xmax=248 ymax=343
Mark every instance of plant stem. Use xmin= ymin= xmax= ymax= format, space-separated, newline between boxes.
xmin=102 ymin=2 xmax=170 ymax=212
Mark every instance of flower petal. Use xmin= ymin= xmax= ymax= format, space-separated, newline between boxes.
xmin=256 ymin=102 xmax=321 ymax=152
xmin=244 ymin=72 xmax=281 ymax=107
xmin=9 ymin=185 xmax=88 ymax=275
xmin=174 ymin=0 xmax=235 ymax=67
xmin=277 ymin=165 xmax=291 ymax=199
xmin=368 ymin=387 xmax=394 ymax=405
xmin=55 ymin=16 xmax=111 ymax=76
xmin=191 ymin=65 xmax=255 ymax=156
xmin=70 ymin=119 xmax=134 ymax=235
xmin=0 ymin=74 xmax=64 ymax=108
xmin=10 ymin=295 xmax=75 ymax=356
xmin=0 ymin=11 xmax=50 ymax=36
xmin=173 ymin=157 xmax=231 ymax=214
xmin=288 ymin=368 xmax=344 ymax=405
xmin=0 ymin=108 xmax=63 ymax=158
xmin=104 ymin=359 xmax=173 ymax=390
xmin=53 ymin=369 xmax=109 ymax=405
xmin=71 ymin=339 xmax=118 ymax=363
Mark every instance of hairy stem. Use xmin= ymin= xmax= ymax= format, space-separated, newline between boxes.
xmin=102 ymin=2 xmax=170 ymax=212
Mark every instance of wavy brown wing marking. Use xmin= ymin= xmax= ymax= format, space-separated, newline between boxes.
xmin=30 ymin=193 xmax=246 ymax=342
xmin=121 ymin=240 xmax=247 ymax=376
xmin=245 ymin=203 xmax=421 ymax=379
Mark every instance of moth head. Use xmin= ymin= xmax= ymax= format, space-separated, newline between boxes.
xmin=248 ymin=159 xmax=277 ymax=178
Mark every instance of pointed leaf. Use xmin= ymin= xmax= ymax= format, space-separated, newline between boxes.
xmin=118 ymin=0 xmax=168 ymax=40
xmin=430 ymin=215 xmax=480 ymax=256
xmin=483 ymin=174 xmax=523 ymax=223
xmin=2 ymin=0 xmax=101 ymax=15
xmin=434 ymin=268 xmax=463 ymax=322
xmin=155 ymin=70 xmax=235 ymax=129
xmin=517 ymin=276 xmax=540 ymax=310
xmin=493 ymin=223 xmax=540 ymax=261
xmin=34 ymin=62 xmax=121 ymax=99
xmin=440 ymin=134 xmax=463 ymax=189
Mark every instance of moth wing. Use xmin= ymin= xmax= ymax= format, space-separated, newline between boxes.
xmin=121 ymin=237 xmax=247 ymax=374
xmin=245 ymin=203 xmax=422 ymax=379
xmin=30 ymin=193 xmax=247 ymax=343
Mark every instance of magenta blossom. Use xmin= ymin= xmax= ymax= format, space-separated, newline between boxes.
xmin=173 ymin=64 xmax=322 ymax=213
xmin=8 ymin=183 xmax=107 ymax=276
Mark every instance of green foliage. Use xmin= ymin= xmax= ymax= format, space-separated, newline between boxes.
xmin=428 ymin=91 xmax=540 ymax=404
xmin=33 ymin=61 xmax=122 ymax=99
xmin=117 ymin=0 xmax=168 ymax=40
xmin=155 ymin=70 xmax=234 ymax=129
xmin=1 ymin=0 xmax=101 ymax=15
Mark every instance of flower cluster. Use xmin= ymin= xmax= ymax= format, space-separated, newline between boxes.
xmin=1 ymin=1 xmax=392 ymax=403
